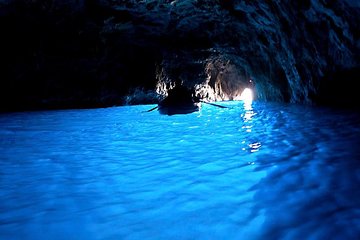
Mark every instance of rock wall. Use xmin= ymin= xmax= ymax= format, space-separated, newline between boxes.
xmin=1 ymin=0 xmax=359 ymax=111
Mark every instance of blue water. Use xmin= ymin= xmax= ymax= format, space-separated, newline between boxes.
xmin=1 ymin=101 xmax=360 ymax=240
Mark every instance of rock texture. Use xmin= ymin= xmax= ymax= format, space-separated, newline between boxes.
xmin=1 ymin=0 xmax=359 ymax=111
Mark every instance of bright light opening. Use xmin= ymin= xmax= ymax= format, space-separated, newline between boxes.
xmin=235 ymin=88 xmax=253 ymax=102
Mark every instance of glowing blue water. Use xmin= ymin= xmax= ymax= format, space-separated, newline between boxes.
xmin=1 ymin=101 xmax=360 ymax=240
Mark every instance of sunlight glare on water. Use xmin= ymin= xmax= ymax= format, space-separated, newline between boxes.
xmin=0 ymin=101 xmax=360 ymax=240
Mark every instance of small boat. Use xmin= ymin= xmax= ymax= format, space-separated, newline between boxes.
xmin=158 ymin=100 xmax=201 ymax=115
xmin=149 ymin=79 xmax=231 ymax=115
xmin=157 ymin=81 xmax=201 ymax=115
xmin=142 ymin=97 xmax=227 ymax=115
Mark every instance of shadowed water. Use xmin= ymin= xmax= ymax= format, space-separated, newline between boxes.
xmin=0 ymin=101 xmax=360 ymax=239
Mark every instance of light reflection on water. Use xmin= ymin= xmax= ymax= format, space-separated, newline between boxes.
xmin=0 ymin=101 xmax=360 ymax=239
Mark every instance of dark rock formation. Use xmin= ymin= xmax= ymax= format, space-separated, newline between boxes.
xmin=1 ymin=0 xmax=359 ymax=111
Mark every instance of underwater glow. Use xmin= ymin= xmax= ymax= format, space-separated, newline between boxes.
xmin=0 ymin=102 xmax=360 ymax=239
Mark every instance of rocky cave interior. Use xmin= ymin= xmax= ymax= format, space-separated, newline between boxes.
xmin=1 ymin=0 xmax=359 ymax=112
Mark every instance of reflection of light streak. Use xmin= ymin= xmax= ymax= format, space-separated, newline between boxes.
xmin=249 ymin=142 xmax=262 ymax=152
xmin=236 ymin=88 xmax=261 ymax=154
xmin=243 ymin=110 xmax=255 ymax=121
xmin=241 ymin=103 xmax=256 ymax=122
xmin=234 ymin=88 xmax=253 ymax=112
xmin=244 ymin=101 xmax=252 ymax=111
xmin=242 ymin=125 xmax=252 ymax=132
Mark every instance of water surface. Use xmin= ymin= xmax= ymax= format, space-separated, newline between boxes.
xmin=1 ymin=101 xmax=360 ymax=239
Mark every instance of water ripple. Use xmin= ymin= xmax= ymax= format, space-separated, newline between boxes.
xmin=0 ymin=102 xmax=359 ymax=239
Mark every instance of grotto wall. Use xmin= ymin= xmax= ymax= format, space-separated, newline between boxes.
xmin=1 ymin=0 xmax=359 ymax=111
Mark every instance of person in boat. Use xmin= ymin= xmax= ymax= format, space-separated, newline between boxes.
xmin=157 ymin=78 xmax=200 ymax=115
xmin=143 ymin=78 xmax=227 ymax=114
xmin=161 ymin=78 xmax=199 ymax=106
